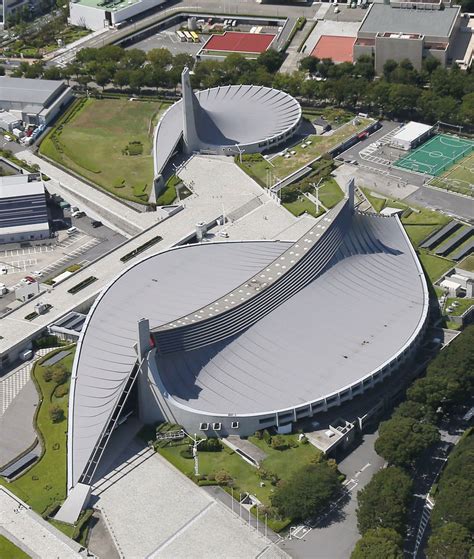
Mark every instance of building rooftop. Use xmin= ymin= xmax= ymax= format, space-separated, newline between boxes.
xmin=70 ymin=0 xmax=140 ymax=10
xmin=392 ymin=121 xmax=433 ymax=143
xmin=0 ymin=176 xmax=48 ymax=231
xmin=69 ymin=206 xmax=428 ymax=486
xmin=0 ymin=77 xmax=66 ymax=106
xmin=359 ymin=4 xmax=460 ymax=38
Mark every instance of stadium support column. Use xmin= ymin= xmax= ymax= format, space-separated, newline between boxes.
xmin=136 ymin=318 xmax=155 ymax=425
xmin=181 ymin=66 xmax=201 ymax=154
xmin=346 ymin=177 xmax=355 ymax=213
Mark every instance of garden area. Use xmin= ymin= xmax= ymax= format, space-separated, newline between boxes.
xmin=40 ymin=97 xmax=168 ymax=205
xmin=238 ymin=116 xmax=373 ymax=186
xmin=3 ymin=15 xmax=90 ymax=59
xmin=152 ymin=424 xmax=342 ymax=531
xmin=0 ymin=345 xmax=90 ymax=542
xmin=282 ymin=177 xmax=343 ymax=218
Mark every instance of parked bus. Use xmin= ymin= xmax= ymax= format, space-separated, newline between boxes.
xmin=183 ymin=30 xmax=194 ymax=42
xmin=190 ymin=31 xmax=200 ymax=42
xmin=176 ymin=30 xmax=186 ymax=42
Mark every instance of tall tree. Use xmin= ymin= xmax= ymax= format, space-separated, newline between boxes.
xmin=351 ymin=528 xmax=404 ymax=559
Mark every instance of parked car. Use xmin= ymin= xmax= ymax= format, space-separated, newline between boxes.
xmin=91 ymin=220 xmax=103 ymax=228
xmin=67 ymin=226 xmax=78 ymax=235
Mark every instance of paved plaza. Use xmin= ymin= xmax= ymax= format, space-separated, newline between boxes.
xmin=94 ymin=450 xmax=287 ymax=559
xmin=0 ymin=486 xmax=84 ymax=558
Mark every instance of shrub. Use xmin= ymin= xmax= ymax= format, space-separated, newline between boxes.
xmin=180 ymin=447 xmax=193 ymax=459
xmin=271 ymin=435 xmax=290 ymax=451
xmin=52 ymin=365 xmax=68 ymax=385
xmin=55 ymin=384 xmax=68 ymax=398
xmin=43 ymin=368 xmax=53 ymax=382
xmin=262 ymin=430 xmax=272 ymax=445
xmin=199 ymin=438 xmax=222 ymax=452
xmin=215 ymin=470 xmax=232 ymax=485
xmin=49 ymin=405 xmax=65 ymax=423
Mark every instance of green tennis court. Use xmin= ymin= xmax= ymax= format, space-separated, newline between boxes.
xmin=394 ymin=134 xmax=474 ymax=176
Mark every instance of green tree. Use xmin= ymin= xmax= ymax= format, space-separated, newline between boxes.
xmin=383 ymin=59 xmax=398 ymax=81
xmin=147 ymin=47 xmax=173 ymax=67
xmin=257 ymin=49 xmax=285 ymax=73
xmin=375 ymin=416 xmax=439 ymax=467
xmin=356 ymin=467 xmax=412 ymax=535
xmin=271 ymin=462 xmax=340 ymax=521
xmin=351 ymin=528 xmax=404 ymax=559
xmin=49 ymin=405 xmax=64 ymax=423
xmin=52 ymin=364 xmax=68 ymax=385
xmin=43 ymin=368 xmax=53 ymax=382
xmin=426 ymin=522 xmax=472 ymax=559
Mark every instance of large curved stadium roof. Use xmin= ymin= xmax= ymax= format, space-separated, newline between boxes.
xmin=153 ymin=71 xmax=301 ymax=178
xmin=68 ymin=200 xmax=428 ymax=488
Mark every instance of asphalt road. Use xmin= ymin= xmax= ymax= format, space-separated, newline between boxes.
xmin=279 ymin=432 xmax=385 ymax=559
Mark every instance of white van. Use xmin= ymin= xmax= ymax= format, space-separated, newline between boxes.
xmin=67 ymin=226 xmax=78 ymax=235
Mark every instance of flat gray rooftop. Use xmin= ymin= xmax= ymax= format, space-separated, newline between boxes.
xmin=359 ymin=4 xmax=459 ymax=38
xmin=0 ymin=77 xmax=65 ymax=105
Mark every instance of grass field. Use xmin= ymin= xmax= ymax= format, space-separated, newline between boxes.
xmin=40 ymin=98 xmax=167 ymax=205
xmin=157 ymin=433 xmax=321 ymax=509
xmin=458 ymin=255 xmax=474 ymax=273
xmin=430 ymin=151 xmax=474 ymax=197
xmin=394 ymin=135 xmax=474 ymax=177
xmin=282 ymin=177 xmax=343 ymax=217
xmin=0 ymin=348 xmax=75 ymax=515
xmin=0 ymin=535 xmax=29 ymax=558
xmin=445 ymin=297 xmax=474 ymax=317
xmin=239 ymin=117 xmax=373 ymax=185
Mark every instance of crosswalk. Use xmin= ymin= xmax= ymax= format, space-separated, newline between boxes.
xmin=0 ymin=348 xmax=57 ymax=416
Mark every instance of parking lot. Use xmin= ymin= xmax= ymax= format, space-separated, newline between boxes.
xmin=128 ymin=22 xmax=203 ymax=55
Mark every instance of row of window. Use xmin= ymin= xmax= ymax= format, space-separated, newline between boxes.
xmin=199 ymin=421 xmax=239 ymax=431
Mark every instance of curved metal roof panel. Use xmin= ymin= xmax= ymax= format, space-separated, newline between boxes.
xmin=156 ymin=213 xmax=428 ymax=415
xmin=68 ymin=241 xmax=290 ymax=487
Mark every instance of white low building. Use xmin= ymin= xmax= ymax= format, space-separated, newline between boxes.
xmin=0 ymin=77 xmax=73 ymax=126
xmin=391 ymin=121 xmax=434 ymax=151
xmin=69 ymin=0 xmax=166 ymax=30
xmin=0 ymin=175 xmax=50 ymax=245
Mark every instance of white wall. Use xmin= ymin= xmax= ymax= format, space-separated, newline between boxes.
xmin=69 ymin=2 xmax=107 ymax=31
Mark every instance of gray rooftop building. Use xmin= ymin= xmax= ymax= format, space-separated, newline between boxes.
xmin=0 ymin=77 xmax=73 ymax=125
xmin=152 ymin=68 xmax=302 ymax=193
xmin=65 ymin=183 xmax=429 ymax=508
xmin=354 ymin=3 xmax=462 ymax=73
xmin=0 ymin=175 xmax=49 ymax=244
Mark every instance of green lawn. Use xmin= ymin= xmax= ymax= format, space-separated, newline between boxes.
xmin=283 ymin=196 xmax=323 ymax=218
xmin=240 ymin=117 xmax=373 ymax=185
xmin=157 ymin=433 xmax=322 ymax=508
xmin=0 ymin=535 xmax=30 ymax=558
xmin=445 ymin=297 xmax=474 ymax=317
xmin=0 ymin=348 xmax=75 ymax=515
xmin=458 ymin=255 xmax=474 ymax=273
xmin=418 ymin=251 xmax=454 ymax=283
xmin=40 ymin=98 xmax=168 ymax=205
xmin=318 ymin=178 xmax=344 ymax=209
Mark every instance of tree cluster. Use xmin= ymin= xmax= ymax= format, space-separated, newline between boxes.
xmin=351 ymin=527 xmax=404 ymax=559
xmin=375 ymin=325 xmax=474 ymax=468
xmin=10 ymin=43 xmax=474 ymax=127
xmin=356 ymin=467 xmax=413 ymax=536
xmin=426 ymin=429 xmax=474 ymax=558
xmin=271 ymin=461 xmax=341 ymax=522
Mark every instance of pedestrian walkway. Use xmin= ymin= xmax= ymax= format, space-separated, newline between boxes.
xmin=17 ymin=151 xmax=152 ymax=237
xmin=0 ymin=486 xmax=84 ymax=558
xmin=0 ymin=347 xmax=56 ymax=416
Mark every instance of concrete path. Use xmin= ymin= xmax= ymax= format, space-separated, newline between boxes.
xmin=0 ymin=486 xmax=84 ymax=558
xmin=17 ymin=151 xmax=152 ymax=237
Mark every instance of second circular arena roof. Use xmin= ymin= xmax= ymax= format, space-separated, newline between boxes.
xmin=192 ymin=84 xmax=302 ymax=146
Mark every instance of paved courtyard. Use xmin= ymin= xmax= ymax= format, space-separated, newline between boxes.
xmin=94 ymin=450 xmax=287 ymax=559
